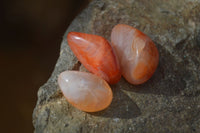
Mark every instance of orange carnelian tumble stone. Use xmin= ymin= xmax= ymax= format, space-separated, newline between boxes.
xmin=67 ymin=32 xmax=121 ymax=84
xmin=111 ymin=24 xmax=159 ymax=85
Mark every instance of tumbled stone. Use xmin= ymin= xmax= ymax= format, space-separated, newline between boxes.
xmin=111 ymin=24 xmax=159 ymax=84
xmin=58 ymin=71 xmax=113 ymax=112
xmin=67 ymin=32 xmax=121 ymax=84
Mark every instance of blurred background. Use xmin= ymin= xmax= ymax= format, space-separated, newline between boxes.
xmin=0 ymin=0 xmax=91 ymax=132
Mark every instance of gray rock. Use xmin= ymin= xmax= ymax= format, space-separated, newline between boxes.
xmin=33 ymin=0 xmax=200 ymax=132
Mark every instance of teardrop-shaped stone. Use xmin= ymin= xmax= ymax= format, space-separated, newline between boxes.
xmin=111 ymin=24 xmax=159 ymax=85
xmin=58 ymin=71 xmax=113 ymax=112
xmin=67 ymin=32 xmax=121 ymax=84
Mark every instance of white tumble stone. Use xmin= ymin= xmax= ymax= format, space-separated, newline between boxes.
xmin=58 ymin=71 xmax=113 ymax=112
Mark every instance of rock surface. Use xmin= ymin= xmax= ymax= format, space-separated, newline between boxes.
xmin=33 ymin=0 xmax=200 ymax=132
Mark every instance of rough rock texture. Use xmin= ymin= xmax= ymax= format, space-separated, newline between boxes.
xmin=33 ymin=0 xmax=200 ymax=132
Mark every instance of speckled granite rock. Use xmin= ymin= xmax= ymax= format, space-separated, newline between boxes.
xmin=33 ymin=0 xmax=200 ymax=132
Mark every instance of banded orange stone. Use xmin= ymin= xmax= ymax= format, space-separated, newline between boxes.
xmin=111 ymin=24 xmax=159 ymax=85
xmin=67 ymin=32 xmax=121 ymax=84
xmin=58 ymin=71 xmax=113 ymax=112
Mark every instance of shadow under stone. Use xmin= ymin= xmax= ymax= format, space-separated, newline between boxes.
xmin=89 ymin=89 xmax=141 ymax=119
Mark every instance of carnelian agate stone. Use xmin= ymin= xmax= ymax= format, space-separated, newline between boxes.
xmin=67 ymin=32 xmax=121 ymax=84
xmin=58 ymin=71 xmax=113 ymax=112
xmin=111 ymin=24 xmax=159 ymax=85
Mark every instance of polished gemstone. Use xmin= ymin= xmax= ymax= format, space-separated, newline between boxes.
xmin=111 ymin=24 xmax=159 ymax=84
xmin=67 ymin=32 xmax=121 ymax=84
xmin=58 ymin=71 xmax=113 ymax=112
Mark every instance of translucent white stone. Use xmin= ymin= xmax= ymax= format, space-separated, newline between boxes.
xmin=58 ymin=71 xmax=113 ymax=112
